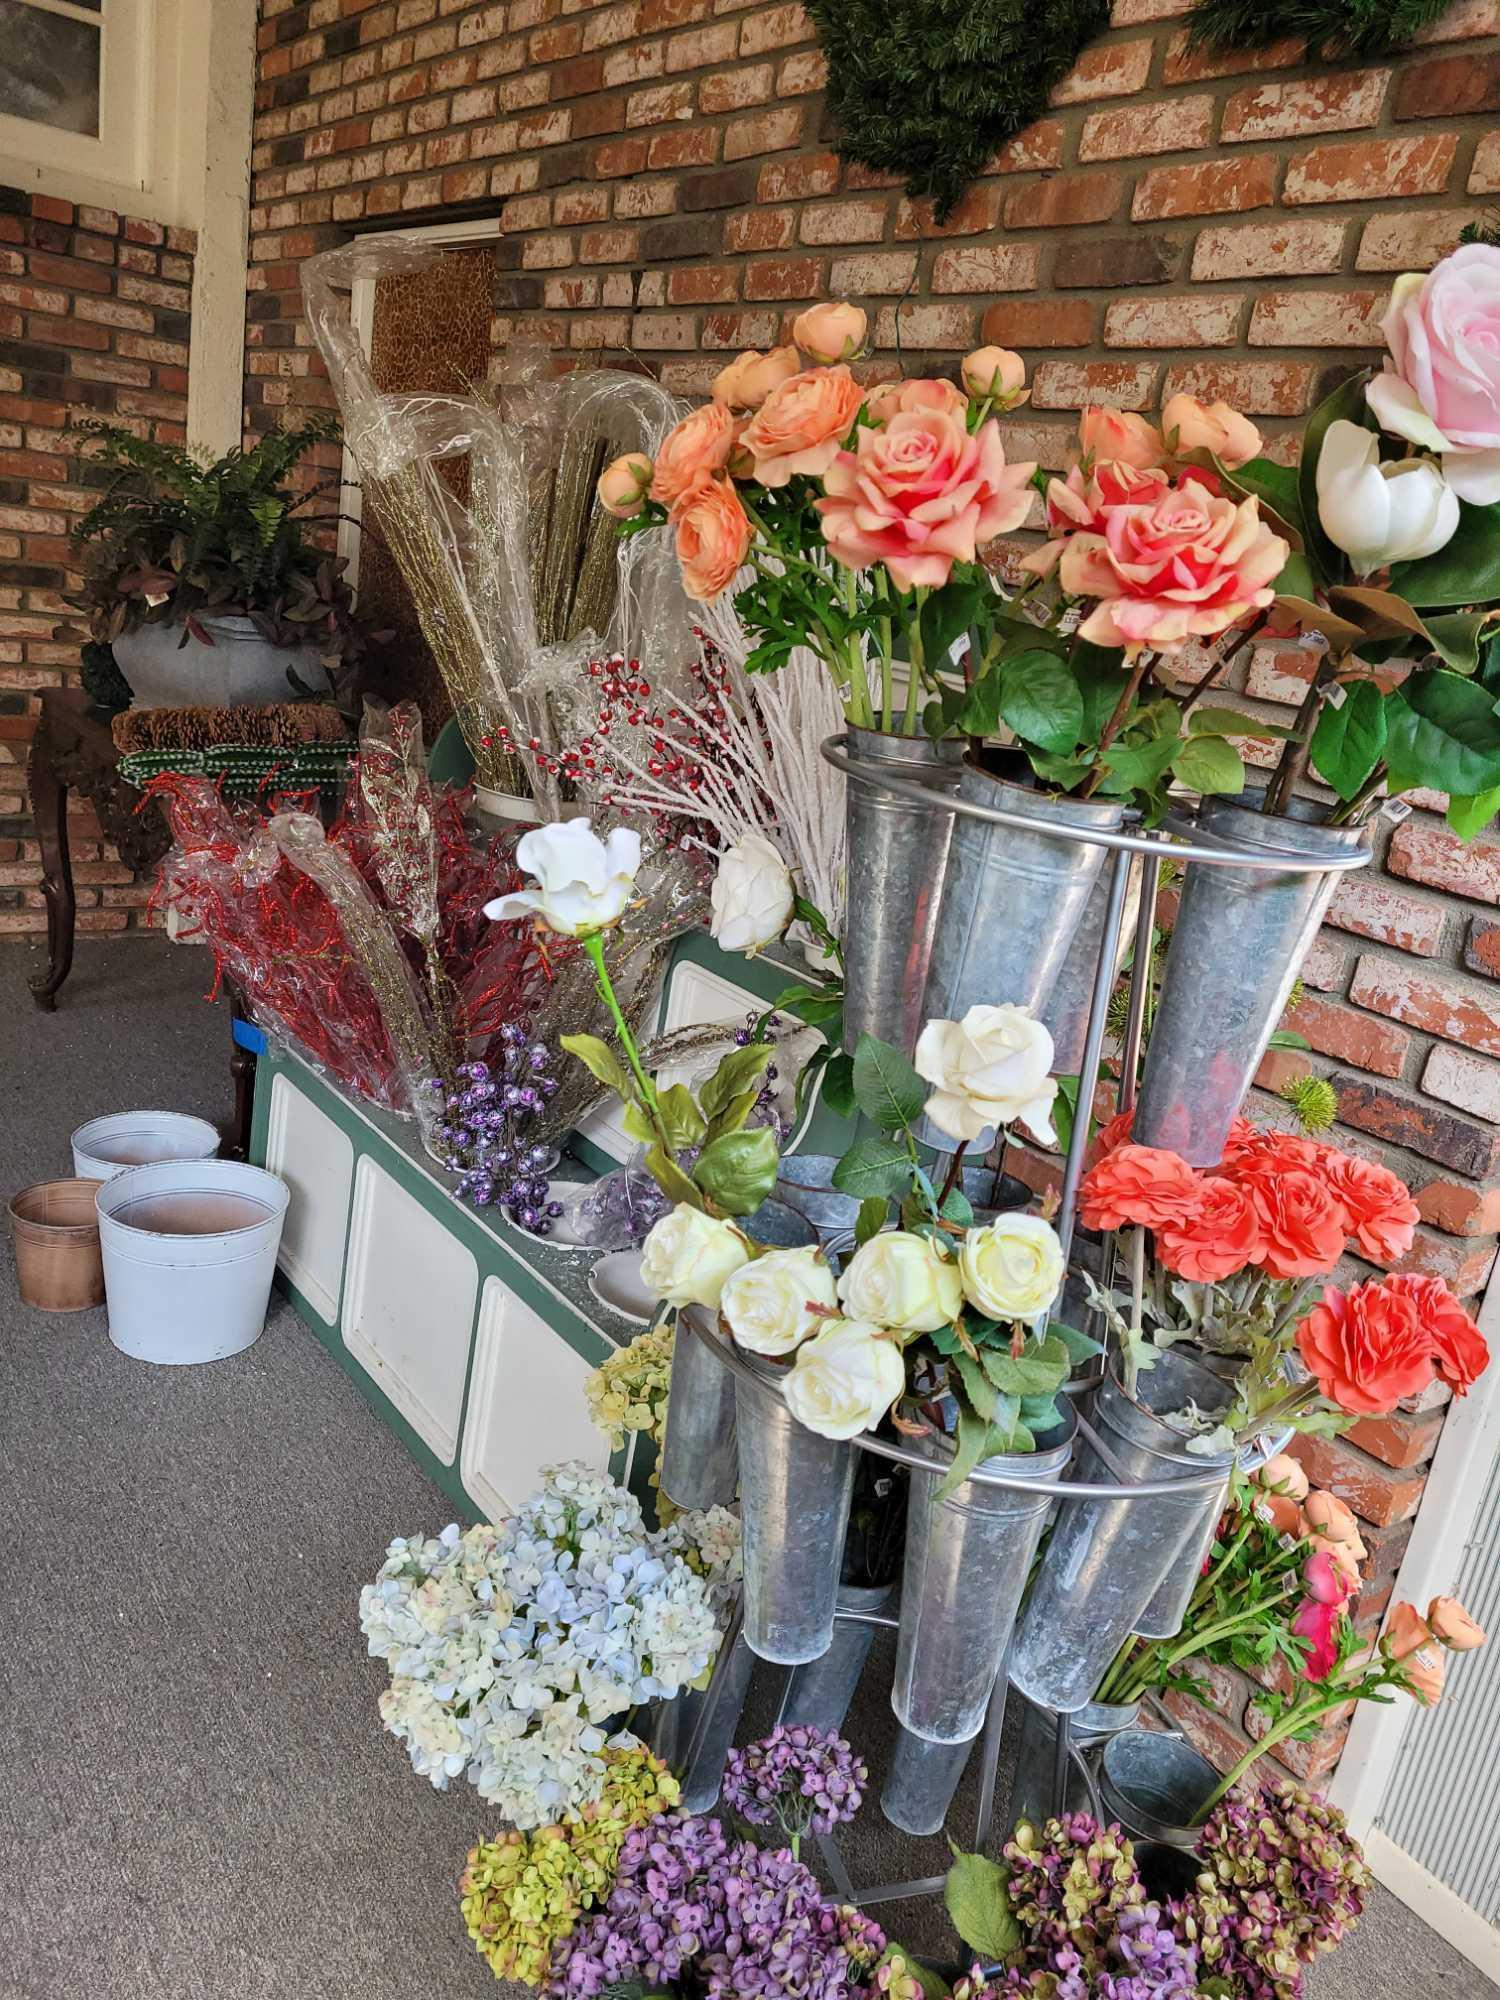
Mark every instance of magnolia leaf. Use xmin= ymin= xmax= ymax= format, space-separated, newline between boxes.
xmin=1272 ymin=550 xmax=1317 ymax=602
xmin=699 ymin=1042 xmax=773 ymax=1120
xmin=658 ymin=1082 xmax=707 ymax=1152
xmin=1189 ymin=706 xmax=1288 ymax=742
xmin=560 ymin=1032 xmax=633 ymax=1102
xmin=821 ymin=1050 xmax=856 ymax=1117
xmin=1310 ymin=677 xmax=1388 ymax=801
xmin=1271 ymin=596 xmax=1366 ymax=648
xmin=1446 ymin=784 xmax=1500 ymax=840
xmin=855 ymin=1194 xmax=889 ymax=1245
xmin=1390 ymin=499 xmax=1500 ymax=608
xmin=1215 ymin=452 xmax=1306 ymax=550
xmin=1326 ymin=585 xmax=1435 ymax=646
xmin=692 ymin=1127 xmax=780 ymax=1217
xmin=1385 ymin=670 xmax=1500 ymax=798
xmin=831 ymin=1135 xmax=913 ymax=1200
xmin=851 ymin=1034 xmax=926 ymax=1133
xmin=1298 ymin=367 xmax=1374 ymax=584
xmin=1424 ymin=611 xmax=1499 ymax=675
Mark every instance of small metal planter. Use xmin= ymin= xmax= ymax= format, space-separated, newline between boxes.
xmin=1134 ymin=791 xmax=1371 ymax=1165
xmin=779 ymin=1580 xmax=896 ymax=1733
xmin=736 ymin=1348 xmax=857 ymax=1664
xmin=881 ymin=1723 xmax=977 ymax=1836
xmin=841 ymin=726 xmax=965 ymax=1054
xmin=659 ymin=1307 xmax=740 ymax=1511
xmin=892 ymin=1410 xmax=1078 ymax=1744
xmin=1010 ymin=1696 xmax=1140 ymax=1826
xmin=1009 ymin=1350 xmax=1235 ymax=1713
xmin=1099 ymin=1728 xmax=1219 ymax=1851
xmin=1041 ymin=856 xmax=1143 ymax=1072
xmin=775 ymin=1155 xmax=1029 ymax=1244
xmin=923 ymin=757 xmax=1126 ymax=1029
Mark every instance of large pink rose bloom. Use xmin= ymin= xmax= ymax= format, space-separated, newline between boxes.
xmin=1021 ymin=459 xmax=1173 ymax=578
xmin=1366 ymin=244 xmax=1500 ymax=505
xmin=817 ymin=410 xmax=1036 ymax=591
xmin=1060 ymin=484 xmax=1288 ymax=651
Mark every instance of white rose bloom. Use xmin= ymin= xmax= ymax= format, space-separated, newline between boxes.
xmin=837 ymin=1230 xmax=961 ymax=1333
xmin=639 ymin=1204 xmax=751 ymax=1309
xmin=709 ymin=832 xmax=795 ymax=954
xmin=1314 ymin=419 xmax=1459 ymax=577
xmin=958 ymin=1213 xmax=1065 ymax=1321
xmin=915 ymin=1003 xmax=1058 ymax=1146
xmin=484 ymin=817 xmax=642 ymax=936
xmin=782 ymin=1317 xmax=905 ymax=1440
xmin=720 ymin=1244 xmax=836 ymax=1356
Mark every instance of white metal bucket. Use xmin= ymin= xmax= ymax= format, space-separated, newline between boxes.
xmin=96 ymin=1160 xmax=290 ymax=1365
xmin=71 ymin=1110 xmax=220 ymax=1181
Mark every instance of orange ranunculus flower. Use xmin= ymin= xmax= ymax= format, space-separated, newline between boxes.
xmin=741 ymin=364 xmax=864 ymax=489
xmin=1227 ymin=1129 xmax=1327 ymax=1175
xmin=1386 ymin=1601 xmax=1447 ymax=1703
xmin=1257 ymin=1451 xmax=1310 ymax=1502
xmin=1254 ymin=1490 xmax=1304 ymax=1537
xmin=1162 ymin=392 xmax=1263 ymax=470
xmin=1296 ymin=1279 xmax=1435 ymax=1416
xmin=1385 ymin=1271 xmax=1491 ymax=1395
xmin=1427 ymin=1596 xmax=1486 ymax=1651
xmin=1079 ymin=1143 xmax=1204 ymax=1233
xmin=1216 ymin=1114 xmax=1261 ymax=1165
xmin=672 ymin=476 xmax=751 ymax=604
xmin=1078 ymin=405 xmax=1166 ymax=471
xmin=1301 ymin=1488 xmax=1366 ymax=1555
xmin=713 ymin=345 xmax=800 ymax=411
xmin=1242 ymin=1166 xmax=1349 ymax=1279
xmin=1155 ymin=1174 xmax=1263 ymax=1282
xmin=1321 ymin=1152 xmax=1420 ymax=1265
xmin=651 ymin=401 xmax=737 ymax=510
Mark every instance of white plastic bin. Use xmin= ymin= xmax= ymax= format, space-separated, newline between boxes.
xmin=71 ymin=1110 xmax=220 ymax=1181
xmin=96 ymin=1160 xmax=290 ymax=1365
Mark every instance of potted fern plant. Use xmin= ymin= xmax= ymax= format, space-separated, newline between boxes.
xmin=70 ymin=417 xmax=367 ymax=710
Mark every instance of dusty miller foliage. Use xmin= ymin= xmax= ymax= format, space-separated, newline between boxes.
xmin=805 ymin=0 xmax=1111 ymax=220
xmin=1189 ymin=0 xmax=1457 ymax=58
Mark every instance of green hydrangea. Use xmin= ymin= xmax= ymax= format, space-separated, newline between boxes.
xmin=459 ymin=1747 xmax=681 ymax=1985
xmin=585 ymin=1322 xmax=675 ymax=1450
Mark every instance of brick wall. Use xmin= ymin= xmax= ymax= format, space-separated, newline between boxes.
xmin=244 ymin=0 xmax=1500 ymax=1782
xmin=0 ymin=190 xmax=196 ymax=939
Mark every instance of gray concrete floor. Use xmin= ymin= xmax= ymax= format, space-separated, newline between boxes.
xmin=1 ymin=936 xmax=1494 ymax=1998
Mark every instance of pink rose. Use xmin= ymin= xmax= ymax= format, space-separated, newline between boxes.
xmin=672 ymin=476 xmax=751 ymax=603
xmin=713 ymin=345 xmax=799 ymax=411
xmin=1079 ymin=406 xmax=1166 ymax=471
xmin=741 ymin=365 xmax=864 ymax=489
xmin=817 ymin=410 xmax=1036 ymax=591
xmin=866 ymin=377 xmax=969 ymax=423
xmin=793 ymin=301 xmax=867 ymax=365
xmin=596 ymin=452 xmax=654 ymax=519
xmin=652 ymin=402 xmax=736 ymax=510
xmin=1162 ymin=393 xmax=1263 ymax=471
xmin=961 ymin=346 xmax=1028 ymax=407
xmin=1366 ymin=244 xmax=1500 ymax=505
xmin=1058 ymin=483 xmax=1288 ymax=651
xmin=1021 ymin=459 xmax=1173 ymax=578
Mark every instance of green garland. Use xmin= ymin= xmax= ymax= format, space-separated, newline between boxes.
xmin=1189 ymin=0 xmax=1456 ymax=59
xmin=118 ymin=740 xmax=356 ymax=804
xmin=806 ymin=0 xmax=1110 ymax=220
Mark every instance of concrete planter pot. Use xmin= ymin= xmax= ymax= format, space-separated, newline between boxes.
xmin=113 ymin=616 xmax=333 ymax=710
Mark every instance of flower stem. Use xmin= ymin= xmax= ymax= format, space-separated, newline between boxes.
xmin=1264 ymin=651 xmax=1342 ymax=817
xmin=1192 ymin=1684 xmax=1355 ymax=1820
xmin=938 ymin=1141 xmax=969 ymax=1209
xmin=583 ymin=930 xmax=661 ymax=1122
xmin=1079 ymin=652 xmax=1153 ymax=800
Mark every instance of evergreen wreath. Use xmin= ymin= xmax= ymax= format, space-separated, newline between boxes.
xmin=806 ymin=0 xmax=1110 ymax=220
xmin=1188 ymin=0 xmax=1457 ymax=59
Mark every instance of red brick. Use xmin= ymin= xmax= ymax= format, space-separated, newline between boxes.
xmin=1328 ymin=1073 xmax=1500 ymax=1177
xmin=1049 ymin=38 xmax=1154 ymax=104
xmin=1283 ymin=134 xmax=1457 ymax=203
xmin=1416 ymin=1178 xmax=1500 ymax=1236
xmin=757 ymin=153 xmax=838 ymax=201
xmin=1132 ymin=154 xmax=1277 ymax=219
xmin=981 ymin=298 xmax=1096 ymax=348
xmin=828 ymin=250 xmax=918 ymax=295
xmin=742 ymin=256 xmax=823 ymax=300
xmin=647 ymin=127 xmax=717 ymax=168
xmin=1079 ymin=94 xmax=1213 ymax=159
xmin=871 ymin=302 xmax=975 ymax=349
xmin=737 ymin=2 xmax=811 ymax=54
xmin=1104 ymin=293 xmax=1242 ymax=347
xmin=1191 ymin=218 xmax=1346 ymax=280
xmin=1287 ymin=1433 xmax=1428 ymax=1527
xmin=798 ymin=199 xmax=887 ymax=247
xmin=1389 ymin=820 xmax=1500 ymax=904
xmin=1161 ymin=358 xmax=1315 ymax=416
xmin=725 ymin=207 xmax=795 ymax=252
xmin=1357 ymin=208 xmax=1472 ymax=271
xmin=1161 ymin=1691 xmax=1254 ymax=1774
xmin=1005 ymin=172 xmax=1122 ymax=230
xmin=1351 ymin=954 xmax=1500 ymax=1056
xmin=1284 ymin=991 xmax=1411 ymax=1077
xmin=1423 ymin=1043 xmax=1500 ymax=1121
xmin=699 ymin=63 xmax=772 ymax=111
xmin=893 ymin=187 xmax=1003 ymax=238
xmin=722 ymin=106 xmax=802 ymax=159
xmin=1221 ymin=68 xmax=1388 ymax=142
xmin=1327 ymin=875 xmax=1446 ymax=956
xmin=1395 ymin=50 xmax=1500 ymax=116
xmin=1473 ymin=131 xmax=1500 ymax=195
xmin=1387 ymin=1226 xmax=1497 ymax=1295
xmin=1161 ymin=29 xmax=1303 ymax=81
xmin=667 ymin=264 xmax=738 ymax=303
xmin=1031 ymin=359 xmax=1158 ymax=410
xmin=930 ymin=244 xmax=1041 ymax=294
xmin=1248 ymin=289 xmax=1386 ymax=347
xmin=1345 ymin=1408 xmax=1446 ymax=1472
xmin=30 ymin=195 xmax=74 ymax=225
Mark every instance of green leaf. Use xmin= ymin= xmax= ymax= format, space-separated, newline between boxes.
xmin=645 ymin=1143 xmax=703 ymax=1210
xmin=1171 ymin=732 xmax=1245 ymax=797
xmin=691 ymin=1126 xmax=780 ymax=1216
xmin=1096 ymin=731 xmax=1179 ymax=799
xmin=1425 ymin=612 xmax=1497 ymax=675
xmin=1272 ymin=595 xmax=1367 ymax=649
xmin=1073 ymin=643 xmax=1128 ymax=743
xmin=1299 ymin=368 xmax=1373 ymax=584
xmin=756 ymin=984 xmax=841 ymax=1035
xmin=1310 ymin=678 xmax=1388 ymax=802
xmin=921 ymin=577 xmax=986 ymax=671
xmin=870 ymin=1949 xmax=947 ymax=2000
xmin=1052 ymin=1073 xmax=1079 ymax=1156
xmin=1019 ymin=1392 xmax=1065 ymax=1433
xmin=1447 ymin=785 xmax=1500 ymax=840
xmin=831 ymin=1135 xmax=913 ymax=1200
xmin=855 ymin=1194 xmax=889 ymax=1245
xmin=699 ymin=1042 xmax=773 ymax=1120
xmin=934 ymin=1405 xmax=996 ymax=1501
xmin=560 ymin=1032 xmax=634 ymax=1102
xmin=1385 ymin=670 xmax=1500 ymax=798
xmin=657 ymin=1081 xmax=707 ymax=1152
xmin=851 ymin=1034 xmax=926 ymax=1133
xmin=622 ymin=1101 xmax=655 ymax=1144
xmin=821 ymin=1049 xmax=856 ymax=1115
xmin=981 ymin=1333 xmax=1071 ymax=1398
xmin=939 ymin=1185 xmax=975 ymax=1226
xmin=956 ymin=662 xmax=1005 ymax=737
xmin=1189 ymin=706 xmax=1288 ymax=742
xmin=1218 ymin=453 xmax=1306 ymax=549
xmin=1267 ymin=1028 xmax=1310 ymax=1051
xmin=1391 ymin=500 xmax=1500 ymax=608
xmin=997 ymin=647 xmax=1086 ymax=755
xmin=1272 ymin=549 xmax=1316 ymax=602
xmin=1049 ymin=1319 xmax=1104 ymax=1364
xmin=703 ymin=1086 xmax=762 ymax=1145
xmin=954 ymin=1350 xmax=1000 ymax=1421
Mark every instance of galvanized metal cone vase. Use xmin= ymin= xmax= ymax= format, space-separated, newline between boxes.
xmin=892 ymin=1408 xmax=1078 ymax=1744
xmin=779 ymin=1580 xmax=896 ymax=1733
xmin=1134 ymin=791 xmax=1371 ymax=1166
xmin=1009 ymin=1348 xmax=1236 ymax=1713
xmin=880 ymin=1723 xmax=977 ymax=1836
xmin=1010 ymin=1695 xmax=1141 ymax=1827
xmin=735 ymin=1347 xmax=856 ymax=1665
xmin=1041 ymin=854 xmax=1143 ymax=1072
xmin=922 ymin=757 xmax=1126 ymax=1030
xmin=659 ymin=1308 xmax=740 ymax=1511
xmin=839 ymin=726 xmax=965 ymax=1055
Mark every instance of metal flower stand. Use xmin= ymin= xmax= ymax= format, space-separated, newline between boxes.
xmin=664 ymin=741 xmax=1372 ymax=1908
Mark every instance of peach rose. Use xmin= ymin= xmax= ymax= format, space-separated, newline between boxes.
xmin=713 ymin=345 xmax=800 ymax=411
xmin=793 ymin=300 xmax=867 ymax=365
xmin=1385 ymin=1271 xmax=1490 ymax=1395
xmin=1320 ymin=1153 xmax=1419 ymax=1265
xmin=1254 ymin=1490 xmax=1303 ymax=1537
xmin=1154 ymin=1174 xmax=1263 ymax=1282
xmin=817 ymin=409 xmax=1036 ymax=592
xmin=1296 ymin=1279 xmax=1436 ymax=1416
xmin=596 ymin=452 xmax=654 ymax=519
xmin=741 ymin=365 xmax=864 ymax=490
xmin=1302 ymin=1489 xmax=1365 ymax=1556
xmin=1059 ymin=485 xmax=1289 ymax=653
xmin=1021 ymin=460 xmax=1173 ymax=579
xmin=1427 ymin=1596 xmax=1486 ymax=1651
xmin=866 ymin=376 xmax=969 ymax=423
xmin=1386 ymin=1602 xmax=1446 ymax=1703
xmin=1079 ymin=405 xmax=1166 ymax=471
xmin=673 ymin=476 xmax=751 ymax=603
xmin=1162 ymin=393 xmax=1263 ymax=471
xmin=1258 ymin=1451 xmax=1310 ymax=1503
xmin=1079 ymin=1143 xmax=1204 ymax=1232
xmin=962 ymin=345 xmax=1028 ymax=407
xmin=652 ymin=402 xmax=736 ymax=510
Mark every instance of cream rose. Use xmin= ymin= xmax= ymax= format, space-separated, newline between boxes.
xmin=914 ymin=1003 xmax=1058 ymax=1146
xmin=639 ymin=1204 xmax=751 ymax=1310
xmin=782 ymin=1317 xmax=905 ymax=1440
xmin=709 ymin=833 xmax=794 ymax=954
xmin=720 ymin=1244 xmax=836 ymax=1356
xmin=793 ymin=301 xmax=867 ymax=365
xmin=837 ymin=1230 xmax=961 ymax=1334
xmin=958 ymin=1214 xmax=1065 ymax=1321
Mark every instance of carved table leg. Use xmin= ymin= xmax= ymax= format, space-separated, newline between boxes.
xmin=27 ymin=723 xmax=75 ymax=1011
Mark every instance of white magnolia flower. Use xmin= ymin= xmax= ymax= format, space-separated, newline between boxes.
xmin=837 ymin=1230 xmax=960 ymax=1333
xmin=720 ymin=1244 xmax=836 ymax=1355
xmin=915 ymin=1003 xmax=1058 ymax=1146
xmin=639 ymin=1204 xmax=751 ymax=1309
xmin=709 ymin=832 xmax=795 ymax=954
xmin=958 ymin=1213 xmax=1065 ymax=1321
xmin=1314 ymin=419 xmax=1459 ymax=577
xmin=782 ymin=1317 xmax=905 ymax=1440
xmin=484 ymin=818 xmax=642 ymax=936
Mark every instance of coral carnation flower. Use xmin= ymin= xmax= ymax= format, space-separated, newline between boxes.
xmin=1296 ymin=1280 xmax=1435 ymax=1416
xmin=1154 ymin=1175 xmax=1263 ymax=1282
xmin=1321 ymin=1153 xmax=1420 ymax=1265
xmin=1384 ymin=1272 xmax=1490 ymax=1394
xmin=1085 ymin=1106 xmax=1135 ymax=1169
xmin=1079 ymin=1143 xmax=1204 ymax=1232
xmin=1243 ymin=1166 xmax=1349 ymax=1278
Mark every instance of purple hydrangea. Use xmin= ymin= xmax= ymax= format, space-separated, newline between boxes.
xmin=1001 ymin=1816 xmax=1146 ymax=1977
xmin=432 ymin=1024 xmax=563 ymax=1229
xmin=723 ymin=1727 xmax=868 ymax=1850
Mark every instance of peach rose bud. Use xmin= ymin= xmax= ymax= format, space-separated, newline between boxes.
xmin=1257 ymin=1451 xmax=1310 ymax=1502
xmin=1385 ymin=1600 xmax=1435 ymax=1661
xmin=1302 ymin=1488 xmax=1365 ymax=1554
xmin=1386 ymin=1603 xmax=1447 ymax=1705
xmin=962 ymin=346 xmax=1028 ymax=407
xmin=1253 ymin=1490 xmax=1303 ymax=1537
xmin=1162 ymin=393 xmax=1263 ymax=471
xmin=714 ymin=345 xmax=799 ymax=410
xmin=596 ymin=452 xmax=654 ymax=520
xmin=1428 ymin=1596 xmax=1486 ymax=1651
xmin=1078 ymin=405 xmax=1166 ymax=471
xmin=793 ymin=301 xmax=868 ymax=365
